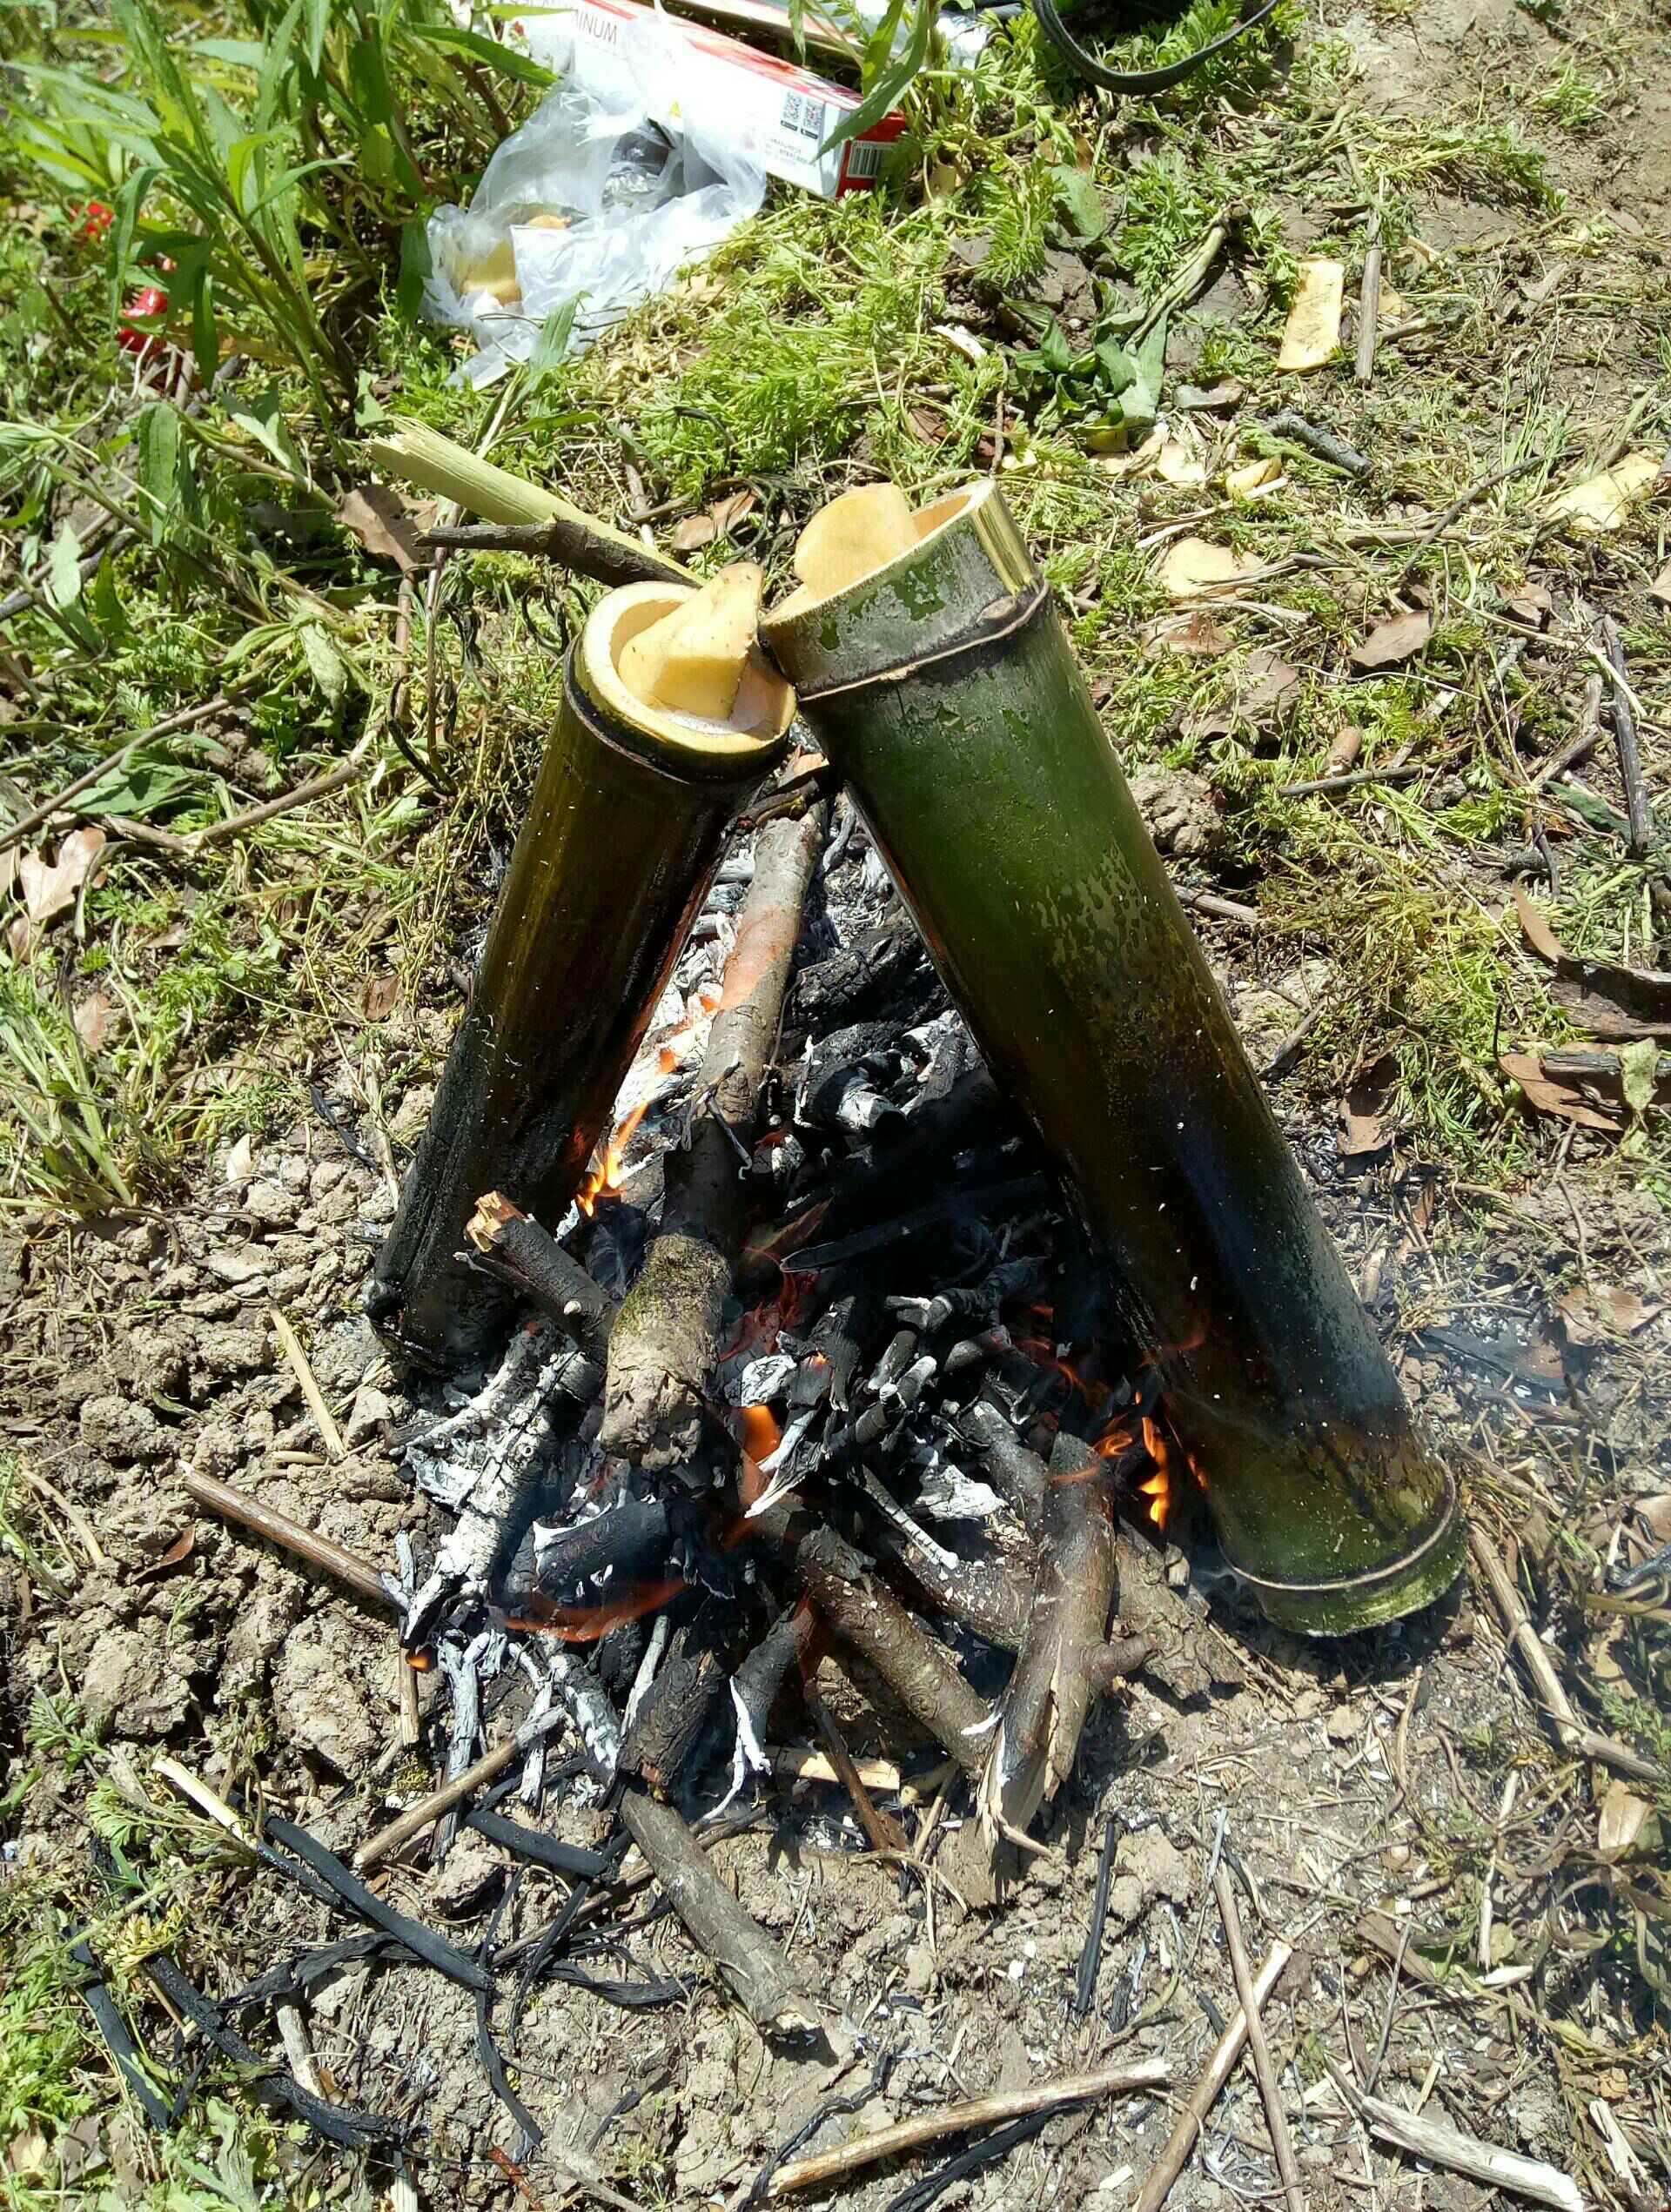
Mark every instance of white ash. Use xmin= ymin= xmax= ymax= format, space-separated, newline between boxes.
xmin=721 ymin=1350 xmax=798 ymax=1407
xmin=433 ymin=1626 xmax=495 ymax=1853
xmin=621 ymin=1612 xmax=672 ymax=1734
xmin=546 ymin=1647 xmax=622 ymax=1781
xmin=912 ymin=1464 xmax=1004 ymax=1524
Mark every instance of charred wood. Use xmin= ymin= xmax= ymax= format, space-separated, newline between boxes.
xmin=620 ymin=1603 xmax=739 ymax=1797
xmin=466 ymin=1192 xmax=619 ymax=1364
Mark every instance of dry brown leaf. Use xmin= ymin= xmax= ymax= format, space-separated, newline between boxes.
xmin=1159 ymin=537 xmax=1262 ymax=599
xmin=1241 ymin=647 xmax=1299 ymax=721
xmin=1146 ymin=610 xmax=1237 ymax=657
xmin=1499 ymin=1051 xmax=1623 ymax=1131
xmin=358 ymin=970 xmax=399 ymax=1022
xmin=1557 ymin=1285 xmax=1661 ymax=1345
xmin=1597 ymin=1780 xmax=1655 ymax=1860
xmin=73 ymin=989 xmax=113 ymax=1053
xmin=339 ymin=484 xmax=426 ymax=574
xmin=16 ymin=828 xmax=106 ymax=958
xmin=1277 ymin=258 xmax=1345 ymax=372
xmin=708 ymin=488 xmax=758 ymax=539
xmin=1546 ymin=451 xmax=1662 ymax=537
xmin=1513 ymin=888 xmax=1565 ymax=964
xmin=908 ymin=406 xmax=947 ymax=445
xmin=1550 ymin=956 xmax=1671 ymax=1043
xmin=1339 ymin=1056 xmax=1396 ymax=1156
xmin=1327 ymin=726 xmax=1365 ymax=774
xmin=1376 ymin=281 xmax=1409 ymax=326
xmin=1650 ymin=562 xmax=1671 ymax=607
xmin=1350 ymin=607 xmax=1432 ymax=671
xmin=8 ymin=915 xmax=38 ymax=963
xmin=1636 ymin=1493 xmax=1671 ymax=1545
xmin=1154 ymin=439 xmax=1207 ymax=489
xmin=133 ymin=1523 xmax=195 ymax=1582
xmin=668 ymin=513 xmax=716 ymax=552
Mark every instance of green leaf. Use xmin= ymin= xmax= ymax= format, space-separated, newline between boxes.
xmin=1094 ymin=335 xmax=1137 ymax=395
xmin=134 ymin=402 xmax=182 ymax=540
xmin=527 ymin=293 xmax=583 ymax=386
xmin=191 ymin=267 xmax=219 ymax=384
xmin=822 ymin=0 xmax=930 ymax=151
xmin=298 ymin=620 xmax=348 ymax=710
xmin=227 ymin=399 xmax=306 ymax=484
xmin=88 ymin=553 xmax=134 ymax=647
xmin=108 ymin=164 xmax=159 ymax=324
xmin=1050 ymin=163 xmax=1106 ymax=245
xmin=402 ymin=19 xmax=557 ymax=85
xmin=45 ymin=524 xmax=84 ymax=611
xmin=1120 ymin=311 xmax=1168 ymax=434
xmin=304 ymin=0 xmax=332 ymax=73
xmin=77 ymin=752 xmax=198 ymax=818
xmin=398 ymin=218 xmax=433 ymax=323
xmin=191 ymin=38 xmax=267 ymax=69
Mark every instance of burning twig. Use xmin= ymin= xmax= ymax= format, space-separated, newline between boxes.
xmin=467 ymin=1192 xmax=619 ymax=1364
xmin=762 ymin=2056 xmax=1169 ymax=2197
xmin=182 ymin=1471 xmax=394 ymax=1612
xmin=1212 ymin=1859 xmax=1304 ymax=2212
xmin=617 ymin=1786 xmax=822 ymax=2037
xmin=602 ymin=801 xmax=830 ymax=1466
xmin=1131 ymin=1938 xmax=1294 ymax=2212
xmin=1468 ymin=1525 xmax=1661 ymax=1783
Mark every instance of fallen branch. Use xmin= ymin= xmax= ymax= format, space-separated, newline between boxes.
xmin=1530 ymin=671 xmax=1604 ymax=792
xmin=1468 ymin=1525 xmax=1661 ymax=1783
xmin=183 ymin=1471 xmax=393 ymax=1612
xmin=1599 ymin=614 xmax=1653 ymax=860
xmin=617 ymin=1785 xmax=822 ymax=2036
xmin=1213 ymin=1860 xmax=1304 ymax=2212
xmin=0 ymin=695 xmax=230 ymax=857
xmin=1354 ymin=210 xmax=1382 ymax=385
xmin=765 ymin=2056 xmax=1169 ymax=2197
xmin=1328 ymin=2067 xmax=1582 ymax=2212
xmin=602 ymin=801 xmax=830 ymax=1465
xmin=364 ymin=419 xmax=689 ymax=589
xmin=1132 ymin=1939 xmax=1293 ymax=2212
xmin=418 ymin=515 xmax=688 ymax=591
xmin=355 ymin=1715 xmax=565 ymax=1870
xmin=467 ymin=1191 xmax=619 ymax=1364
xmin=802 ymin=1679 xmax=909 ymax=1857
xmin=192 ymin=754 xmax=366 ymax=847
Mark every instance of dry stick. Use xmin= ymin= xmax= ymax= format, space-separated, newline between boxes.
xmin=419 ymin=517 xmax=689 ymax=591
xmin=1531 ymin=670 xmax=1604 ymax=792
xmin=183 ymin=1471 xmax=393 ymax=1612
xmin=602 ymin=801 xmax=829 ymax=1465
xmin=1212 ymin=1861 xmax=1304 ymax=2212
xmin=466 ymin=1192 xmax=619 ymax=1365
xmin=1468 ymin=1525 xmax=1661 ymax=1783
xmin=766 ymin=2057 xmax=1170 ymax=2199
xmin=269 ymin=1308 xmax=347 ymax=1460
xmin=1397 ymin=454 xmax=1547 ymax=578
xmin=192 ymin=756 xmax=366 ymax=847
xmin=1599 ymin=615 xmax=1654 ymax=859
xmin=0 ymin=695 xmax=230 ymax=856
xmin=1132 ymin=1939 xmax=1293 ymax=2212
xmin=1281 ymin=761 xmax=1424 ymax=800
xmin=356 ymin=1731 xmax=534 ymax=1870
xmin=365 ymin=420 xmax=690 ymax=589
xmin=617 ymin=1785 xmax=821 ymax=2036
xmin=1338 ymin=2075 xmax=1583 ymax=2212
xmin=1354 ymin=209 xmax=1382 ymax=385
xmin=1176 ymin=885 xmax=1259 ymax=927
xmin=802 ymin=1681 xmax=909 ymax=1857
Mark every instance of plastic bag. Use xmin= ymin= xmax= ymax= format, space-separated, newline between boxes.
xmin=424 ymin=65 xmax=766 ymax=386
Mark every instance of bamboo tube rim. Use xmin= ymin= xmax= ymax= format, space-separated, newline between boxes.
xmin=766 ymin=479 xmax=1030 ymax=628
xmin=582 ymin=583 xmax=794 ymax=768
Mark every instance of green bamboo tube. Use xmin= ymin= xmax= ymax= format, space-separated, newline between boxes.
xmin=372 ymin=580 xmax=794 ymax=1366
xmin=761 ymin=482 xmax=1462 ymax=1634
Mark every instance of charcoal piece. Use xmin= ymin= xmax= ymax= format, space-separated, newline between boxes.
xmin=785 ymin=918 xmax=935 ymax=1036
xmin=942 ymin=1327 xmax=1013 ymax=1379
xmin=510 ymin=1876 xmax=601 ymax=2034
xmin=466 ymin=1809 xmax=621 ymax=1881
xmin=785 ymin=1174 xmax=1050 ymax=1273
xmin=868 ymin=1328 xmax=920 ymax=1397
xmin=884 ymin=2108 xmax=1053 ymax=2212
xmin=466 ymin=1193 xmax=620 ymax=1364
xmin=226 ymin=1932 xmax=414 ymax=2009
xmin=620 ymin=1602 xmax=741 ymax=1795
xmin=810 ymin=1292 xmax=870 ymax=1413
xmin=730 ymin=1599 xmax=820 ymax=1757
xmin=1074 ymin=1815 xmax=1119 ymax=2020
xmin=264 ymin=1818 xmax=494 ymax=1994
xmin=145 ymin=1954 xmax=395 ymax=2150
xmin=530 ymin=1495 xmax=674 ymax=1598
xmin=70 ymin=1942 xmax=173 ymax=2131
xmin=536 ymin=1961 xmax=690 ymax=2008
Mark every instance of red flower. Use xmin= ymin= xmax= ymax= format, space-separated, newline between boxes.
xmin=78 ymin=199 xmax=115 ymax=242
xmin=117 ymin=285 xmax=170 ymax=359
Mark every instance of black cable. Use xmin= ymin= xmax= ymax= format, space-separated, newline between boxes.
xmin=1028 ymin=0 xmax=1283 ymax=92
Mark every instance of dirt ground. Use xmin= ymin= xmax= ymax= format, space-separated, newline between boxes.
xmin=4 ymin=0 xmax=1671 ymax=2203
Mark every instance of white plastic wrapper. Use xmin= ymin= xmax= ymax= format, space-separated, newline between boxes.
xmin=424 ymin=68 xmax=766 ymax=386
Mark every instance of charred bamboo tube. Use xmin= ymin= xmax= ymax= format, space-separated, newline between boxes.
xmin=761 ymin=483 xmax=1462 ymax=1634
xmin=373 ymin=573 xmax=794 ymax=1364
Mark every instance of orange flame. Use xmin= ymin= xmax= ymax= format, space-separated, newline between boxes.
xmin=577 ymin=1095 xmax=653 ymax=1217
xmin=1139 ymin=1413 xmax=1174 ymax=1532
xmin=508 ymin=1575 xmax=688 ymax=1642
xmin=737 ymin=1402 xmax=782 ymax=1507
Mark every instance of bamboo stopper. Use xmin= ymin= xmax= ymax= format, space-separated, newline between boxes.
xmin=618 ymin=562 xmax=764 ymax=722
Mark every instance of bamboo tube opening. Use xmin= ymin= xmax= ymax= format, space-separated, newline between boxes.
xmin=584 ymin=574 xmax=794 ymax=761
xmin=772 ymin=481 xmax=986 ymax=621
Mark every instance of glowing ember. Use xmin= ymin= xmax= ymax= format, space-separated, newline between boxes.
xmin=508 ymin=1574 xmax=688 ymax=1641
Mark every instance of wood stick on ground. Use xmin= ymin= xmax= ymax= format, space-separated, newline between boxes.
xmin=153 ymin=1755 xmax=257 ymax=1850
xmin=183 ymin=1471 xmax=393 ymax=1611
xmin=979 ymin=1432 xmax=1117 ymax=1850
xmin=1599 ymin=614 xmax=1653 ymax=859
xmin=1468 ymin=1525 xmax=1661 ymax=1782
xmin=791 ymin=1522 xmax=992 ymax=1775
xmin=467 ymin=1191 xmax=619 ymax=1364
xmin=766 ymin=2056 xmax=1170 ymax=2198
xmin=617 ymin=1785 xmax=821 ymax=2036
xmin=1350 ymin=2081 xmax=1582 ymax=2211
xmin=0 ymin=694 xmax=230 ymax=857
xmin=1175 ymin=884 xmax=1260 ymax=927
xmin=1531 ymin=670 xmax=1604 ymax=792
xmin=192 ymin=755 xmax=366 ymax=848
xmin=364 ymin=420 xmax=689 ymax=590
xmin=355 ymin=1718 xmax=563 ymax=1870
xmin=1354 ymin=208 xmax=1382 ymax=385
xmin=602 ymin=801 xmax=829 ymax=1465
xmin=1212 ymin=1860 xmax=1304 ymax=2212
xmin=269 ymin=1308 xmax=348 ymax=1460
xmin=802 ymin=1681 xmax=909 ymax=1856
xmin=1132 ymin=1939 xmax=1293 ymax=2212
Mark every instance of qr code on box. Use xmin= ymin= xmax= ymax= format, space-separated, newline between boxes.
xmin=780 ymin=90 xmax=824 ymax=137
